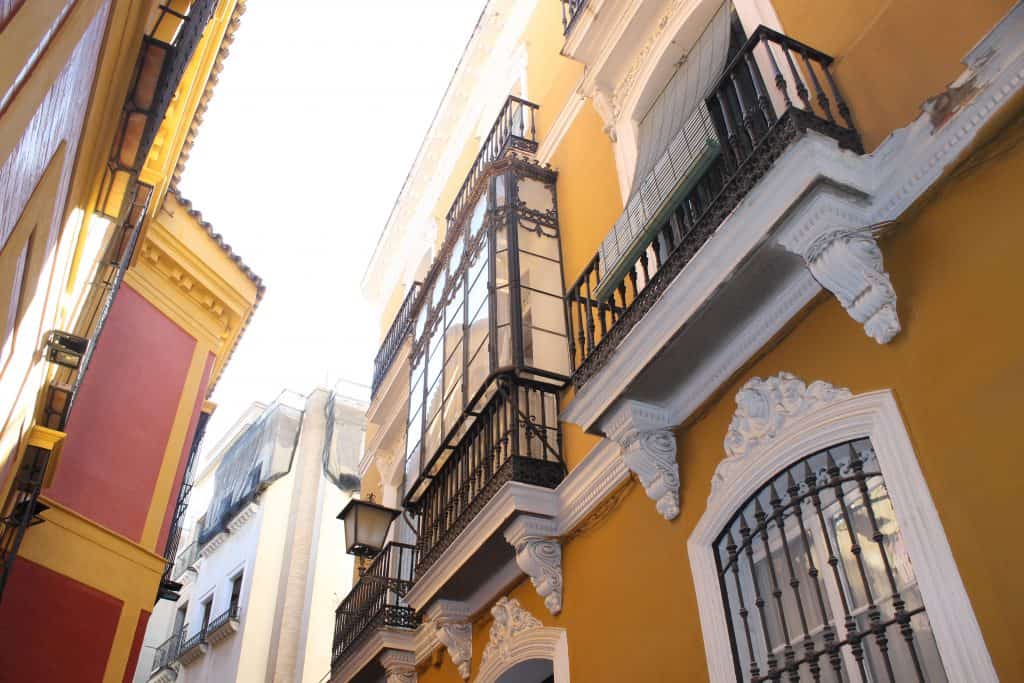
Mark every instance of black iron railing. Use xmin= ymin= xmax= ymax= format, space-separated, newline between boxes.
xmin=179 ymin=625 xmax=205 ymax=655
xmin=411 ymin=377 xmax=564 ymax=575
xmin=158 ymin=409 xmax=209 ymax=601
xmin=151 ymin=628 xmax=184 ymax=672
xmin=566 ymin=27 xmax=861 ymax=387
xmin=0 ymin=446 xmax=51 ymax=602
xmin=206 ymin=604 xmax=240 ymax=635
xmin=561 ymin=0 xmax=587 ymax=34
xmin=331 ymin=543 xmax=418 ymax=672
xmin=197 ymin=478 xmax=261 ymax=547
xmin=445 ymin=96 xmax=538 ymax=233
xmin=370 ymin=282 xmax=422 ymax=400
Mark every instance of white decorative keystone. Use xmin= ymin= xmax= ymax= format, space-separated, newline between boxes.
xmin=601 ymin=400 xmax=680 ymax=521
xmin=480 ymin=597 xmax=544 ymax=672
xmin=504 ymin=515 xmax=562 ymax=615
xmin=804 ymin=228 xmax=901 ymax=343
xmin=714 ymin=372 xmax=851 ymax=497
xmin=379 ymin=648 xmax=417 ymax=683
xmin=427 ymin=601 xmax=472 ymax=680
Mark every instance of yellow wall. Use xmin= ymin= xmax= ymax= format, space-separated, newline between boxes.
xmin=773 ymin=0 xmax=1017 ymax=151
xmin=413 ymin=102 xmax=1024 ymax=683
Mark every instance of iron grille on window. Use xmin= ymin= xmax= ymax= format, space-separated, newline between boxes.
xmin=714 ymin=439 xmax=946 ymax=682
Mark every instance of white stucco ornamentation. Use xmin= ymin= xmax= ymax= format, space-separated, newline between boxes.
xmin=601 ymin=400 xmax=680 ymax=520
xmin=380 ymin=649 xmax=417 ymax=683
xmin=714 ymin=373 xmax=851 ymax=496
xmin=504 ymin=516 xmax=563 ymax=615
xmin=480 ymin=597 xmax=543 ymax=671
xmin=433 ymin=613 xmax=472 ymax=680
xmin=804 ymin=228 xmax=901 ymax=343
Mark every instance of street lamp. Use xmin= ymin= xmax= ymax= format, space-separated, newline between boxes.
xmin=337 ymin=495 xmax=400 ymax=558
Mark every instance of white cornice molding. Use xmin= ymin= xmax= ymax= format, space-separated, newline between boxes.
xmin=328 ymin=628 xmax=418 ymax=683
xmin=225 ymin=502 xmax=258 ymax=534
xmin=404 ymin=482 xmax=556 ymax=611
xmin=689 ymin=387 xmax=998 ymax=682
xmin=198 ymin=531 xmax=227 ymax=558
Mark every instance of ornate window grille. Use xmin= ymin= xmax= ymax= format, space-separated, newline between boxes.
xmin=715 ymin=439 xmax=946 ymax=682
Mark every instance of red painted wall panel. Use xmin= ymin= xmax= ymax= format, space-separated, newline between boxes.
xmin=50 ymin=284 xmax=196 ymax=542
xmin=0 ymin=558 xmax=122 ymax=682
xmin=122 ymin=608 xmax=150 ymax=683
xmin=156 ymin=351 xmax=214 ymax=551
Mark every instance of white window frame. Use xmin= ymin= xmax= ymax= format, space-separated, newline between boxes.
xmin=688 ymin=388 xmax=996 ymax=682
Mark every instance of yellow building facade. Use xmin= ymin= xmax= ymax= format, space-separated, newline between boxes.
xmin=0 ymin=2 xmax=259 ymax=681
xmin=339 ymin=1 xmax=1024 ymax=682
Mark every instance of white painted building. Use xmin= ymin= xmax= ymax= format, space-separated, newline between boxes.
xmin=134 ymin=386 xmax=366 ymax=683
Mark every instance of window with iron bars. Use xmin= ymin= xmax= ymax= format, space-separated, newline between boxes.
xmin=715 ymin=439 xmax=946 ymax=682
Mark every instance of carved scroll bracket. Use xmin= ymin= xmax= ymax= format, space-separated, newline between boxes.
xmin=804 ymin=228 xmax=901 ymax=344
xmin=379 ymin=649 xmax=417 ymax=683
xmin=504 ymin=515 xmax=563 ymax=615
xmin=602 ymin=400 xmax=680 ymax=521
xmin=426 ymin=601 xmax=472 ymax=680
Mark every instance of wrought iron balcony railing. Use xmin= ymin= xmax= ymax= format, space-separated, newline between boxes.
xmin=445 ymin=96 xmax=538 ymax=233
xmin=566 ymin=27 xmax=861 ymax=387
xmin=370 ymin=282 xmax=422 ymax=400
xmin=561 ymin=0 xmax=587 ymax=34
xmin=170 ymin=541 xmax=198 ymax=581
xmin=150 ymin=629 xmax=184 ymax=672
xmin=206 ymin=603 xmax=240 ymax=640
xmin=0 ymin=446 xmax=52 ymax=602
xmin=178 ymin=624 xmax=205 ymax=657
xmin=97 ymin=0 xmax=218 ymax=218
xmin=411 ymin=377 xmax=565 ymax=576
xmin=331 ymin=542 xmax=418 ymax=672
xmin=197 ymin=477 xmax=260 ymax=547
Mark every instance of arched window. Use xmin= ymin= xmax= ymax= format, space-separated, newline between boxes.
xmin=714 ymin=438 xmax=944 ymax=681
xmin=689 ymin=376 xmax=996 ymax=683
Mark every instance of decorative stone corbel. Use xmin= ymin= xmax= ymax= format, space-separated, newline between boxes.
xmin=803 ymin=228 xmax=901 ymax=344
xmin=601 ymin=400 xmax=680 ymax=521
xmin=504 ymin=515 xmax=563 ymax=615
xmin=379 ymin=649 xmax=417 ymax=683
xmin=427 ymin=601 xmax=472 ymax=680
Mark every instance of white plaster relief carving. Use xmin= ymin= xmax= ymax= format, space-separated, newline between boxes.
xmin=715 ymin=372 xmax=851 ymax=496
xmin=433 ymin=618 xmax=472 ymax=679
xmin=804 ymin=228 xmax=901 ymax=343
xmin=380 ymin=649 xmax=417 ymax=683
xmin=602 ymin=401 xmax=680 ymax=520
xmin=504 ymin=517 xmax=563 ymax=615
xmin=480 ymin=597 xmax=543 ymax=672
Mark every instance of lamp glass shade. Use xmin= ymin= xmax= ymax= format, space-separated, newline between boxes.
xmin=337 ymin=498 xmax=400 ymax=558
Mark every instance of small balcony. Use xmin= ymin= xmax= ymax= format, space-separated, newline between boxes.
xmin=150 ymin=629 xmax=183 ymax=675
xmin=97 ymin=0 xmax=219 ymax=218
xmin=170 ymin=541 xmax=198 ymax=582
xmin=370 ymin=282 xmax=422 ymax=400
xmin=566 ymin=26 xmax=861 ymax=388
xmin=331 ymin=543 xmax=418 ymax=673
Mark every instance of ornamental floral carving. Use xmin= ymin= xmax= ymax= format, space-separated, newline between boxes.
xmin=380 ymin=650 xmax=417 ymax=683
xmin=480 ymin=597 xmax=543 ymax=671
xmin=714 ymin=373 xmax=851 ymax=496
xmin=804 ymin=229 xmax=901 ymax=343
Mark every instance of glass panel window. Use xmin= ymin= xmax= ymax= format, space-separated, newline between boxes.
xmin=496 ymin=325 xmax=513 ymax=367
xmin=520 ymin=288 xmax=566 ymax=335
xmin=714 ymin=439 xmax=947 ymax=683
xmin=518 ymin=251 xmax=562 ymax=294
xmin=522 ymin=326 xmax=569 ymax=376
xmin=470 ymin=195 xmax=488 ymax=236
xmin=518 ymin=224 xmax=559 ymax=259
xmin=517 ymin=177 xmax=554 ymax=214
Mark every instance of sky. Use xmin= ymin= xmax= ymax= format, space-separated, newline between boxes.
xmin=178 ymin=0 xmax=484 ymax=447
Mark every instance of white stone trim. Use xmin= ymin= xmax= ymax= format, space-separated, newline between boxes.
xmin=404 ymin=483 xmax=557 ymax=611
xmin=380 ymin=648 xmax=418 ymax=683
xmin=198 ymin=531 xmax=228 ymax=558
xmin=427 ymin=601 xmax=473 ymax=679
xmin=601 ymin=400 xmax=680 ymax=520
xmin=504 ymin=516 xmax=563 ymax=615
xmin=328 ymin=627 xmax=418 ymax=683
xmin=225 ymin=502 xmax=258 ymax=534
xmin=475 ymin=598 xmax=570 ymax=683
xmin=688 ymin=386 xmax=997 ymax=683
